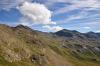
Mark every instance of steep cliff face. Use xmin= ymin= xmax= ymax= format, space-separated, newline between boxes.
xmin=0 ymin=24 xmax=100 ymax=66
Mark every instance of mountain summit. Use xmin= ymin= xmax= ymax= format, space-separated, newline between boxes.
xmin=55 ymin=29 xmax=100 ymax=39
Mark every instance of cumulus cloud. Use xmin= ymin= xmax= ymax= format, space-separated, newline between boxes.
xmin=0 ymin=0 xmax=32 ymax=11
xmin=0 ymin=0 xmax=57 ymax=31
xmin=43 ymin=25 xmax=63 ymax=31
xmin=18 ymin=2 xmax=56 ymax=25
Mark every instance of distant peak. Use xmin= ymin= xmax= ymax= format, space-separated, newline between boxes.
xmin=16 ymin=24 xmax=27 ymax=28
xmin=14 ymin=24 xmax=37 ymax=33
xmin=58 ymin=29 xmax=69 ymax=32
xmin=71 ymin=30 xmax=79 ymax=33
xmin=57 ymin=29 xmax=79 ymax=33
xmin=15 ymin=24 xmax=31 ymax=29
xmin=87 ymin=31 xmax=95 ymax=34
xmin=61 ymin=29 xmax=67 ymax=31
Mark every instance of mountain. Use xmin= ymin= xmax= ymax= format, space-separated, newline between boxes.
xmin=55 ymin=29 xmax=100 ymax=39
xmin=55 ymin=29 xmax=100 ymax=45
xmin=0 ymin=24 xmax=100 ymax=66
xmin=84 ymin=32 xmax=100 ymax=39
xmin=55 ymin=29 xmax=85 ymax=39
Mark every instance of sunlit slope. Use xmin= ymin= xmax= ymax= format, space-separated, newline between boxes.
xmin=0 ymin=24 xmax=100 ymax=66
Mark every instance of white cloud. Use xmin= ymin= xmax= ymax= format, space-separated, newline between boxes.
xmin=95 ymin=30 xmax=100 ymax=33
xmin=45 ymin=0 xmax=100 ymax=29
xmin=53 ymin=5 xmax=77 ymax=16
xmin=18 ymin=2 xmax=56 ymax=25
xmin=83 ymin=27 xmax=91 ymax=29
xmin=0 ymin=0 xmax=32 ymax=11
xmin=84 ymin=21 xmax=100 ymax=25
xmin=57 ymin=11 xmax=88 ymax=24
xmin=72 ymin=0 xmax=100 ymax=8
xmin=47 ymin=0 xmax=70 ymax=3
xmin=52 ymin=0 xmax=100 ymax=16
xmin=43 ymin=25 xmax=63 ymax=31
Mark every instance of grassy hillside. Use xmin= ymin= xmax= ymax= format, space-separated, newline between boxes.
xmin=0 ymin=24 xmax=100 ymax=66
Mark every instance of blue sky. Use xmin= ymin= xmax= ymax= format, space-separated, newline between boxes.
xmin=0 ymin=0 xmax=100 ymax=32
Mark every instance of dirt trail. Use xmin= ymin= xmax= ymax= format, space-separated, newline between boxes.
xmin=46 ymin=48 xmax=72 ymax=66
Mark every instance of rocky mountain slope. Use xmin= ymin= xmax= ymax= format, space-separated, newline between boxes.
xmin=0 ymin=24 xmax=100 ymax=66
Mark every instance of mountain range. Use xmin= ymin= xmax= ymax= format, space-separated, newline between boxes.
xmin=0 ymin=24 xmax=100 ymax=66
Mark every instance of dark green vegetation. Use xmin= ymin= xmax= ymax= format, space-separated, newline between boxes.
xmin=0 ymin=24 xmax=100 ymax=66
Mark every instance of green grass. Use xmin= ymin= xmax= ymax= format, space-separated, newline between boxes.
xmin=48 ymin=43 xmax=100 ymax=66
